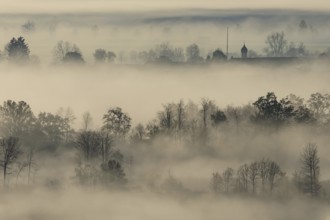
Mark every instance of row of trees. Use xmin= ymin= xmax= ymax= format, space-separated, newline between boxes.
xmin=2 ymin=31 xmax=327 ymax=65
xmin=0 ymin=92 xmax=327 ymax=195
xmin=129 ymin=92 xmax=330 ymax=143
xmin=211 ymin=143 xmax=321 ymax=197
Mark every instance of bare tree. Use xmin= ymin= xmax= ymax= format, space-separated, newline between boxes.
xmin=267 ymin=161 xmax=282 ymax=193
xmin=158 ymin=103 xmax=175 ymax=132
xmin=26 ymin=146 xmax=37 ymax=184
xmin=75 ymin=131 xmax=102 ymax=162
xmin=176 ymin=100 xmax=185 ymax=131
xmin=258 ymin=159 xmax=269 ymax=194
xmin=211 ymin=172 xmax=223 ymax=193
xmin=248 ymin=162 xmax=259 ymax=194
xmin=52 ymin=41 xmax=80 ymax=64
xmin=200 ymin=98 xmax=214 ymax=131
xmin=225 ymin=106 xmax=242 ymax=133
xmin=186 ymin=43 xmax=203 ymax=63
xmin=264 ymin=31 xmax=287 ymax=57
xmin=222 ymin=167 xmax=234 ymax=193
xmin=296 ymin=143 xmax=321 ymax=196
xmin=237 ymin=164 xmax=249 ymax=193
xmin=0 ymin=137 xmax=20 ymax=188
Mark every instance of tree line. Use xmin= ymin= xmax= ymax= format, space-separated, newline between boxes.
xmin=1 ymin=31 xmax=330 ymax=66
xmin=211 ymin=143 xmax=321 ymax=197
xmin=0 ymin=92 xmax=328 ymax=198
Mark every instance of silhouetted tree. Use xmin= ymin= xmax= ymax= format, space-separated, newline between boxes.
xmin=186 ymin=44 xmax=203 ymax=63
xmin=295 ymin=143 xmax=321 ymax=196
xmin=264 ymin=32 xmax=287 ymax=57
xmin=211 ymin=109 xmax=227 ymax=126
xmin=211 ymin=172 xmax=223 ymax=193
xmin=307 ymin=92 xmax=330 ymax=123
xmin=285 ymin=42 xmax=307 ymax=57
xmin=5 ymin=37 xmax=30 ymax=64
xmin=237 ymin=164 xmax=249 ymax=193
xmin=158 ymin=103 xmax=175 ymax=132
xmin=36 ymin=112 xmax=71 ymax=146
xmin=102 ymin=107 xmax=131 ymax=140
xmin=222 ymin=167 xmax=234 ymax=193
xmin=258 ymin=159 xmax=269 ymax=193
xmin=94 ymin=49 xmax=107 ymax=63
xmin=0 ymin=100 xmax=36 ymax=137
xmin=75 ymin=131 xmax=102 ymax=162
xmin=248 ymin=161 xmax=259 ymax=194
xmin=0 ymin=137 xmax=20 ymax=188
xmin=52 ymin=41 xmax=80 ymax=64
xmin=200 ymin=98 xmax=216 ymax=131
xmin=107 ymin=51 xmax=116 ymax=62
xmin=252 ymin=92 xmax=295 ymax=128
xmin=267 ymin=161 xmax=282 ymax=193
xmin=175 ymin=100 xmax=185 ymax=132
xmin=63 ymin=51 xmax=85 ymax=64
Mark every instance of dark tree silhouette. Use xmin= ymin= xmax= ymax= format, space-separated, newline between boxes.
xmin=252 ymin=92 xmax=295 ymax=128
xmin=5 ymin=37 xmax=30 ymax=63
xmin=94 ymin=49 xmax=107 ymax=63
xmin=75 ymin=131 xmax=102 ymax=162
xmin=0 ymin=137 xmax=20 ymax=188
xmin=211 ymin=109 xmax=227 ymax=126
xmin=63 ymin=51 xmax=85 ymax=64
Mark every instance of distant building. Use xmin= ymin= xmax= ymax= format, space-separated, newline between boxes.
xmin=241 ymin=44 xmax=248 ymax=58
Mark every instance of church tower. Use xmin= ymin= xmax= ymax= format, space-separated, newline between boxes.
xmin=241 ymin=44 xmax=248 ymax=58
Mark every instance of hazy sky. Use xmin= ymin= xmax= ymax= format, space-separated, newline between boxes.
xmin=2 ymin=0 xmax=330 ymax=13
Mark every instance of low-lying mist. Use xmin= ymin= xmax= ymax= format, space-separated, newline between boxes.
xmin=0 ymin=62 xmax=328 ymax=128
xmin=1 ymin=9 xmax=330 ymax=220
xmin=1 ymin=188 xmax=329 ymax=220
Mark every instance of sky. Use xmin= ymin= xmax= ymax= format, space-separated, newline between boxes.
xmin=1 ymin=0 xmax=330 ymax=13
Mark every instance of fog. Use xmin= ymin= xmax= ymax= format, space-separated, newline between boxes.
xmin=1 ymin=189 xmax=329 ymax=220
xmin=1 ymin=5 xmax=330 ymax=220
xmin=0 ymin=63 xmax=329 ymax=128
